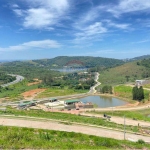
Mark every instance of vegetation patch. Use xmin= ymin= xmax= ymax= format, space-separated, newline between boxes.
xmin=0 ymin=72 xmax=16 ymax=85
xmin=114 ymin=85 xmax=133 ymax=100
xmin=114 ymin=85 xmax=150 ymax=102
xmin=0 ymin=126 xmax=149 ymax=149
xmin=99 ymin=61 xmax=150 ymax=86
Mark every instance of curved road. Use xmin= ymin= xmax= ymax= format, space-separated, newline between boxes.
xmin=1 ymin=74 xmax=24 ymax=87
xmin=88 ymin=72 xmax=101 ymax=94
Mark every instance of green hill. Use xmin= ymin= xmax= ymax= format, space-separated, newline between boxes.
xmin=129 ymin=55 xmax=150 ymax=61
xmin=99 ymin=60 xmax=150 ymax=85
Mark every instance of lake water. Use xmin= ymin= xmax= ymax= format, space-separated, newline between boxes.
xmin=51 ymin=68 xmax=87 ymax=73
xmin=79 ymin=95 xmax=127 ymax=108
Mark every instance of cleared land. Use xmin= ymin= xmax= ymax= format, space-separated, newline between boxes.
xmin=36 ymin=88 xmax=88 ymax=98
xmin=22 ymin=89 xmax=46 ymax=100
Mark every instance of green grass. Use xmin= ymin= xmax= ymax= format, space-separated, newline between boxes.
xmin=0 ymin=108 xmax=140 ymax=133
xmin=99 ymin=61 xmax=149 ymax=86
xmin=144 ymin=84 xmax=150 ymax=89
xmin=36 ymin=87 xmax=88 ymax=98
xmin=114 ymin=85 xmax=150 ymax=101
xmin=114 ymin=85 xmax=133 ymax=100
xmin=87 ymin=108 xmax=150 ymax=122
xmin=0 ymin=126 xmax=149 ymax=149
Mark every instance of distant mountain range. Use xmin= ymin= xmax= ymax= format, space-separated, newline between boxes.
xmin=123 ymin=55 xmax=150 ymax=62
xmin=131 ymin=55 xmax=150 ymax=60
xmin=1 ymin=55 xmax=150 ymax=68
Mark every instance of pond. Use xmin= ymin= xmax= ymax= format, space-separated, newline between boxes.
xmin=79 ymin=95 xmax=127 ymax=108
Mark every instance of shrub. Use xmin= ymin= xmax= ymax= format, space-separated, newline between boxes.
xmin=137 ymin=139 xmax=145 ymax=144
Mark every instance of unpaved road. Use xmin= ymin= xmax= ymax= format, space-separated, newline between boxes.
xmin=81 ymin=113 xmax=150 ymax=127
xmin=88 ymin=72 xmax=101 ymax=94
xmin=0 ymin=117 xmax=150 ymax=143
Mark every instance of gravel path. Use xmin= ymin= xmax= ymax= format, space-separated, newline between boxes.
xmin=0 ymin=117 xmax=150 ymax=143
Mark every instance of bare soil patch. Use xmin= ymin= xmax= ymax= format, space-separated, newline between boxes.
xmin=22 ymin=89 xmax=46 ymax=100
xmin=27 ymin=79 xmax=42 ymax=86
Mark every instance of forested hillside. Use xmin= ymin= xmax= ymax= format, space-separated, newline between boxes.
xmin=32 ymin=56 xmax=124 ymax=68
xmin=130 ymin=55 xmax=150 ymax=61
xmin=0 ymin=62 xmax=60 ymax=80
xmin=0 ymin=72 xmax=16 ymax=85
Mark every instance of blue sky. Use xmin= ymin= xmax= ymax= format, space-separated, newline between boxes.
xmin=0 ymin=0 xmax=150 ymax=60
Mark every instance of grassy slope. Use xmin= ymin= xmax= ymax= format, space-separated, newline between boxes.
xmin=87 ymin=108 xmax=150 ymax=122
xmin=99 ymin=61 xmax=148 ymax=86
xmin=0 ymin=126 xmax=149 ymax=149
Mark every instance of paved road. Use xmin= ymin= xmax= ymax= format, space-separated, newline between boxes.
xmin=1 ymin=74 xmax=24 ymax=87
xmin=0 ymin=117 xmax=150 ymax=143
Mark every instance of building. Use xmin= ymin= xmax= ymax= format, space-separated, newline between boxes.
xmin=135 ymin=80 xmax=150 ymax=87
xmin=65 ymin=99 xmax=80 ymax=105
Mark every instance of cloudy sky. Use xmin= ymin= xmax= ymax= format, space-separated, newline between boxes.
xmin=0 ymin=0 xmax=150 ymax=60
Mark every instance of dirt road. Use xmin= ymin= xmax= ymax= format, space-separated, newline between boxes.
xmin=81 ymin=113 xmax=150 ymax=127
xmin=88 ymin=72 xmax=101 ymax=94
xmin=0 ymin=117 xmax=150 ymax=143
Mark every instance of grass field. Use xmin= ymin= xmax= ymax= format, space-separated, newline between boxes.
xmin=87 ymin=108 xmax=150 ymax=122
xmin=0 ymin=108 xmax=140 ymax=133
xmin=114 ymin=85 xmax=150 ymax=101
xmin=36 ymin=87 xmax=88 ymax=98
xmin=99 ymin=61 xmax=149 ymax=86
xmin=144 ymin=84 xmax=150 ymax=89
xmin=0 ymin=126 xmax=149 ymax=149
xmin=114 ymin=85 xmax=133 ymax=100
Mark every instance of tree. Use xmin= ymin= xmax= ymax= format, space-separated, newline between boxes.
xmin=132 ymin=86 xmax=144 ymax=101
xmin=101 ymin=85 xmax=113 ymax=94
xmin=125 ymin=76 xmax=130 ymax=82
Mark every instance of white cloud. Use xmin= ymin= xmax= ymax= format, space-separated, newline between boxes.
xmin=23 ymin=8 xmax=55 ymax=28
xmin=13 ymin=0 xmax=70 ymax=29
xmin=107 ymin=0 xmax=150 ymax=16
xmin=132 ymin=39 xmax=150 ymax=44
xmin=12 ymin=4 xmax=19 ymax=8
xmin=78 ymin=7 xmax=100 ymax=25
xmin=13 ymin=9 xmax=24 ymax=17
xmin=74 ymin=22 xmax=107 ymax=43
xmin=103 ymin=20 xmax=130 ymax=29
xmin=0 ymin=39 xmax=61 ymax=52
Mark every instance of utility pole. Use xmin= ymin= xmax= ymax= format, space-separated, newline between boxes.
xmin=124 ymin=115 xmax=126 ymax=140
